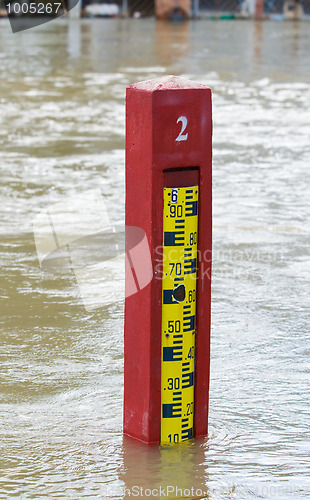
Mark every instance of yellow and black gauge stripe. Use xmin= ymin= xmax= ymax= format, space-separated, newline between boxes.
xmin=161 ymin=186 xmax=199 ymax=445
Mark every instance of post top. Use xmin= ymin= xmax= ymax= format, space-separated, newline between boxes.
xmin=128 ymin=75 xmax=209 ymax=92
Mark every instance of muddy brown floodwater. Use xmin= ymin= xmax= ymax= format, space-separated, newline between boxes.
xmin=0 ymin=16 xmax=309 ymax=500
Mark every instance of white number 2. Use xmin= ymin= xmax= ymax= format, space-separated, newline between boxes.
xmin=175 ymin=116 xmax=188 ymax=142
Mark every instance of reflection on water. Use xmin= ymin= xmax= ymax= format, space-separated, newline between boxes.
xmin=122 ymin=436 xmax=208 ymax=499
xmin=0 ymin=16 xmax=310 ymax=500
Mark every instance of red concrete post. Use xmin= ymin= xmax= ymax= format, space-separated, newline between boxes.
xmin=255 ymin=0 xmax=264 ymax=18
xmin=124 ymin=75 xmax=212 ymax=444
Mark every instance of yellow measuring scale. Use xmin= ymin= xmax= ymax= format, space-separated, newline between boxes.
xmin=161 ymin=185 xmax=199 ymax=445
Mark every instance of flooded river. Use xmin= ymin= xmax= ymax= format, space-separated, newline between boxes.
xmin=0 ymin=16 xmax=310 ymax=500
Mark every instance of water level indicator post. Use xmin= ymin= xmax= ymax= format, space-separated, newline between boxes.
xmin=124 ymin=75 xmax=212 ymax=445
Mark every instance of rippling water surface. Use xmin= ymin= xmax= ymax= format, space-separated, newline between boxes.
xmin=0 ymin=17 xmax=309 ymax=500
